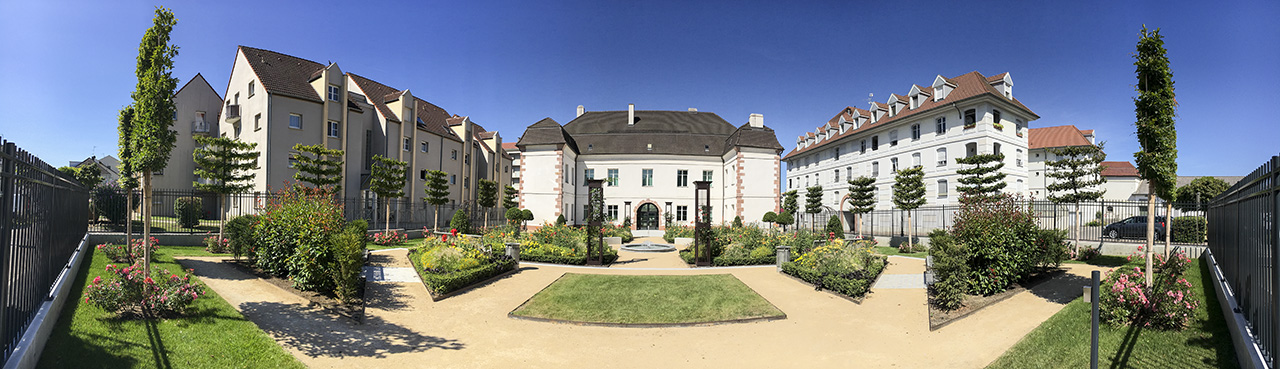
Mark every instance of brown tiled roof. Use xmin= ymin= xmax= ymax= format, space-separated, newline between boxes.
xmin=239 ymin=46 xmax=325 ymax=103
xmin=1028 ymin=125 xmax=1092 ymax=149
xmin=477 ymin=131 xmax=495 ymax=140
xmin=414 ymin=97 xmax=461 ymax=142
xmin=891 ymin=94 xmax=908 ymax=103
xmin=987 ymin=72 xmax=1009 ymax=82
xmin=501 ymin=142 xmax=518 ymax=151
xmin=347 ymin=73 xmax=402 ymax=122
xmin=517 ymin=117 xmax=577 ymax=152
xmin=1100 ymin=161 xmax=1139 ymax=177
xmin=1080 ymin=129 xmax=1094 ymax=136
xmin=912 ymin=85 xmax=932 ymax=95
xmin=724 ymin=123 xmax=785 ymax=154
xmin=785 ymin=71 xmax=1039 ymax=160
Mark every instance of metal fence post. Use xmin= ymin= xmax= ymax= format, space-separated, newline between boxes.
xmin=1091 ymin=270 xmax=1100 ymax=369
xmin=1272 ymin=156 xmax=1279 ymax=368
xmin=0 ymin=142 xmax=15 ymax=352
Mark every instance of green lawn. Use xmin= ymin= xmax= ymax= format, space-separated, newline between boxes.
xmin=1063 ymin=254 xmax=1132 ymax=267
xmin=368 ymin=238 xmax=421 ymax=251
xmin=874 ymin=246 xmax=929 ymax=259
xmin=93 ymin=216 xmax=221 ymax=233
xmin=157 ymin=245 xmax=231 ymax=257
xmin=986 ymin=257 xmax=1237 ymax=369
xmin=511 ymin=273 xmax=784 ymax=324
xmin=38 ymin=245 xmax=304 ymax=368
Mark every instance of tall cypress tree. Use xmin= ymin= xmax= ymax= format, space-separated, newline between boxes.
xmin=846 ymin=176 xmax=876 ymax=239
xmin=193 ymin=136 xmax=260 ymax=240
xmin=1133 ymin=25 xmax=1179 ymax=285
xmin=291 ymin=144 xmax=344 ymax=192
xmin=892 ymin=166 xmax=926 ymax=251
xmin=805 ymin=185 xmax=824 ymax=231
xmin=369 ymin=155 xmax=408 ymax=233
xmin=128 ymin=7 xmax=180 ymax=271
xmin=423 ymin=170 xmax=451 ymax=231
xmin=1045 ymin=144 xmax=1107 ymax=252
xmin=955 ymin=153 xmax=1007 ymax=202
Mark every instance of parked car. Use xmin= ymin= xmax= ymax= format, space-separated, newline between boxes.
xmin=1103 ymin=216 xmax=1166 ymax=239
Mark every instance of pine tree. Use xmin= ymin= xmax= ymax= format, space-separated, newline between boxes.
xmin=291 ymin=144 xmax=343 ymax=192
xmin=369 ymin=155 xmax=408 ymax=233
xmin=1045 ymin=144 xmax=1107 ymax=252
xmin=955 ymin=153 xmax=1007 ymax=202
xmin=477 ymin=179 xmax=498 ymax=230
xmin=502 ymin=185 xmax=519 ymax=209
xmin=422 ymin=170 xmax=450 ymax=231
xmin=128 ymin=7 xmax=180 ymax=271
xmin=892 ymin=166 xmax=926 ymax=251
xmin=193 ymin=136 xmax=260 ymax=240
xmin=846 ymin=176 xmax=876 ymax=239
xmin=1134 ymin=25 xmax=1179 ymax=284
xmin=805 ymin=186 xmax=824 ymax=230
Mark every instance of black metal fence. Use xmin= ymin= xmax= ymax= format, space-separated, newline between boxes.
xmin=1207 ymin=155 xmax=1279 ymax=366
xmin=798 ymin=199 xmax=1207 ymax=245
xmin=87 ymin=188 xmax=511 ymax=234
xmin=0 ymin=138 xmax=89 ymax=362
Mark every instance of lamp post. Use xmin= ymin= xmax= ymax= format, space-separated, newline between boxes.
xmin=694 ymin=180 xmax=712 ymax=266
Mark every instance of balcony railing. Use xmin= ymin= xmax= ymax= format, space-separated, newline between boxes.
xmin=192 ymin=120 xmax=210 ymax=133
xmin=225 ymin=104 xmax=241 ymax=123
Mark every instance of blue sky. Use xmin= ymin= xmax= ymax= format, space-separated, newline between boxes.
xmin=1 ymin=0 xmax=1276 ymax=177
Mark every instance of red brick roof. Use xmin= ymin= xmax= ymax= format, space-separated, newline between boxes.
xmin=1101 ymin=161 xmax=1139 ymax=177
xmin=1028 ymin=125 xmax=1092 ymax=149
xmin=784 ymin=71 xmax=1038 ymax=159
xmin=1080 ymin=129 xmax=1094 ymax=136
xmin=501 ymin=142 xmax=517 ymax=151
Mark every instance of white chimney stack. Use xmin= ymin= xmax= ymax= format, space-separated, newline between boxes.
xmin=688 ymin=108 xmax=697 ymax=112
xmin=748 ymin=113 xmax=764 ymax=128
xmin=628 ymin=103 xmax=635 ymax=126
xmin=576 ymin=105 xmax=585 ymax=117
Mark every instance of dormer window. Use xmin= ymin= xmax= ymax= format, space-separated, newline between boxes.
xmin=910 ymin=95 xmax=918 ymax=109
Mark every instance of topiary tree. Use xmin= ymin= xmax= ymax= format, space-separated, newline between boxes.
xmin=521 ymin=209 xmax=533 ymax=231
xmin=1045 ymin=144 xmax=1107 ymax=252
xmin=476 ymin=179 xmax=498 ymax=230
xmin=825 ymin=215 xmax=844 ymax=239
xmin=955 ymin=153 xmax=1007 ymax=202
xmin=174 ymin=197 xmax=202 ymax=228
xmin=555 ymin=213 xmax=566 ymax=226
xmin=291 ymin=144 xmax=344 ymax=193
xmin=782 ymin=189 xmax=799 ymax=217
xmin=762 ymin=211 xmax=777 ymax=227
xmin=506 ymin=208 xmax=523 ymax=228
xmin=775 ymin=210 xmax=794 ymax=230
xmin=1134 ymin=25 xmax=1179 ymax=285
xmin=1174 ymin=176 xmax=1228 ymax=212
xmin=127 ymin=7 xmax=180 ymax=271
xmin=422 ymin=170 xmax=450 ymax=231
xmin=502 ymin=184 xmax=519 ymax=210
xmin=847 ymin=176 xmax=876 ymax=239
xmin=892 ymin=166 xmax=926 ymax=252
xmin=59 ymin=164 xmax=104 ymax=188
xmin=368 ymin=155 xmax=408 ymax=233
xmin=804 ymin=186 xmax=824 ymax=230
xmin=449 ymin=208 xmax=471 ymax=234
xmin=193 ymin=136 xmax=260 ymax=240
xmin=732 ymin=215 xmax=743 ymax=228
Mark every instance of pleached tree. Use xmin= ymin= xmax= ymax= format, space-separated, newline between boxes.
xmin=117 ymin=106 xmax=139 ymax=244
xmin=369 ymin=155 xmax=408 ymax=233
xmin=1133 ymin=26 xmax=1179 ymax=286
xmin=847 ymin=176 xmax=876 ymax=239
xmin=477 ymin=179 xmax=498 ymax=229
xmin=291 ymin=143 xmax=344 ymax=192
xmin=192 ymin=136 xmax=259 ymax=240
xmin=892 ymin=166 xmax=926 ymax=251
xmin=1045 ymin=143 xmax=1107 ymax=253
xmin=127 ymin=7 xmax=180 ymax=271
xmin=423 ymin=170 xmax=450 ymax=231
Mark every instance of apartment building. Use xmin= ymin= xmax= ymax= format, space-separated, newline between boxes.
xmin=199 ymin=46 xmax=509 ymax=212
xmin=153 ymin=73 xmax=223 ymax=190
xmin=517 ymin=105 xmax=783 ymax=230
xmin=502 ymin=142 xmax=521 ymax=192
xmin=1026 ymin=124 xmax=1097 ymax=199
xmin=784 ymin=71 xmax=1038 ymax=214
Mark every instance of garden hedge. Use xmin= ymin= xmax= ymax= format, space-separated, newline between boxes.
xmin=1172 ymin=216 xmax=1206 ymax=243
xmin=409 ymin=248 xmax=517 ymax=297
xmin=679 ymin=249 xmax=782 ymax=266
xmin=780 ymin=260 xmax=882 ymax=299
xmin=520 ymin=250 xmax=619 ymax=265
xmin=175 ymin=196 xmax=202 ymax=228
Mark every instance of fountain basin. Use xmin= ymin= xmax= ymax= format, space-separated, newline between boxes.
xmin=620 ymin=241 xmax=676 ymax=253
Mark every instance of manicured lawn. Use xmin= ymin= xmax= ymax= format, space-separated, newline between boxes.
xmin=368 ymin=238 xmax=421 ymax=250
xmin=157 ymin=245 xmax=231 ymax=257
xmin=511 ymin=273 xmax=784 ymax=324
xmin=874 ymin=246 xmax=929 ymax=259
xmin=1063 ymin=254 xmax=1131 ymax=267
xmin=986 ymin=257 xmax=1238 ymax=369
xmin=38 ymin=245 xmax=303 ymax=368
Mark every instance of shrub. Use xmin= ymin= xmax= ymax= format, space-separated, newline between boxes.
xmin=371 ymin=230 xmax=408 ymax=246
xmin=621 ymin=216 xmax=632 ymax=229
xmin=331 ymin=220 xmax=367 ymax=303
xmin=762 ymin=211 xmax=777 ymax=224
xmin=91 ymin=185 xmax=128 ymax=223
xmin=225 ymin=215 xmax=259 ymax=258
xmin=1085 ymin=219 xmax=1103 ymax=227
xmin=1171 ymin=216 xmax=1206 ymax=243
xmin=83 ymin=262 xmax=205 ymax=316
xmin=825 ymin=215 xmax=844 ymax=239
xmin=174 ymin=197 xmax=202 ymax=228
xmin=450 ymin=209 xmax=472 ymax=234
xmin=952 ymin=194 xmax=1041 ymax=296
xmin=602 ymin=223 xmax=634 ymax=243
xmin=252 ymin=186 xmax=345 ymax=284
xmin=889 ymin=235 xmax=922 ymax=251
xmin=96 ymin=237 xmax=159 ymax=263
xmin=1100 ymin=251 xmax=1199 ymax=330
xmin=203 ymin=234 xmax=229 ymax=254
xmin=555 ymin=214 xmax=566 ymax=226
xmin=521 ymin=209 xmax=533 ymax=222
xmin=506 ymin=208 xmax=523 ymax=227
xmin=927 ymin=229 xmax=968 ymax=310
xmin=732 ymin=216 xmax=744 ymax=228
xmin=663 ymin=225 xmax=695 ymax=243
xmin=782 ymin=239 xmax=885 ymax=299
xmin=1069 ymin=246 xmax=1101 ymax=261
xmin=1031 ymin=228 xmax=1069 ymax=269
xmin=411 ymin=251 xmax=516 ymax=296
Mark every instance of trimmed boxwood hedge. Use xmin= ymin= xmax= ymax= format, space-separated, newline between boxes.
xmin=1171 ymin=216 xmax=1206 ymax=243
xmin=520 ymin=251 xmax=619 ymax=265
xmin=780 ymin=258 xmax=885 ymax=299
xmin=408 ymin=248 xmax=517 ymax=297
xmin=679 ymin=248 xmax=784 ymax=266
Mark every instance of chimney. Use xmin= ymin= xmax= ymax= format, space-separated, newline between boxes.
xmin=576 ymin=105 xmax=585 ymax=117
xmin=628 ymin=103 xmax=635 ymax=126
xmin=748 ymin=113 xmax=764 ymax=128
xmin=688 ymin=108 xmax=697 ymax=112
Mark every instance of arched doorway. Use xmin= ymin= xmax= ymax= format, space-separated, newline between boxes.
xmin=637 ymin=203 xmax=659 ymax=230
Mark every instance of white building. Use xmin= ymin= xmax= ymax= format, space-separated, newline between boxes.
xmin=516 ymin=105 xmax=783 ymax=230
xmin=1026 ymin=124 xmax=1096 ymax=199
xmin=784 ymin=72 xmax=1038 ymax=217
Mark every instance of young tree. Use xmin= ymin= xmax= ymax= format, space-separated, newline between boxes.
xmin=192 ymin=136 xmax=260 ymax=240
xmin=782 ymin=190 xmax=799 ymax=216
xmin=502 ymin=184 xmax=519 ymax=210
xmin=368 ymin=155 xmax=408 ymax=233
xmin=506 ymin=207 xmax=523 ymax=228
xmin=892 ymin=166 xmax=926 ymax=251
xmin=762 ymin=211 xmax=777 ymax=228
xmin=955 ymin=153 xmax=1007 ymax=202
xmin=59 ymin=164 xmax=104 ymax=188
xmin=291 ymin=144 xmax=344 ymax=192
xmin=825 ymin=215 xmax=844 ymax=239
xmin=1045 ymin=144 xmax=1107 ymax=252
xmin=128 ymin=7 xmax=180 ymax=271
xmin=422 ymin=170 xmax=450 ymax=231
xmin=774 ymin=210 xmax=794 ymax=229
xmin=1174 ymin=176 xmax=1228 ymax=212
xmin=521 ymin=209 xmax=533 ymax=231
xmin=804 ymin=186 xmax=824 ymax=230
xmin=847 ymin=176 xmax=876 ymax=239
xmin=1133 ymin=26 xmax=1179 ymax=285
xmin=117 ymin=106 xmax=139 ymax=244
xmin=477 ymin=179 xmax=498 ymax=229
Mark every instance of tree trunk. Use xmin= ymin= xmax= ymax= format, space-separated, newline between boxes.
xmin=143 ymin=172 xmax=152 ymax=272
xmin=1074 ymin=202 xmax=1081 ymax=254
xmin=856 ymin=213 xmax=863 ymax=239
xmin=1145 ymin=195 xmax=1155 ymax=287
xmin=484 ymin=207 xmax=490 ymax=230
xmin=904 ymin=211 xmax=914 ymax=252
xmin=217 ymin=195 xmax=225 ymax=241
xmin=385 ymin=198 xmax=391 ymax=234
xmin=125 ymin=186 xmax=133 ymax=244
xmin=1164 ymin=201 xmax=1172 ymax=258
xmin=433 ymin=204 xmax=440 ymax=232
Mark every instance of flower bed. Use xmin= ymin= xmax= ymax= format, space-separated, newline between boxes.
xmin=371 ymin=230 xmax=408 ymax=246
xmin=408 ymin=233 xmax=517 ymax=299
xmin=96 ymin=237 xmax=159 ymax=263
xmin=512 ymin=223 xmax=619 ymax=265
xmin=83 ymin=261 xmax=205 ymax=317
xmin=679 ymin=226 xmax=818 ymax=266
xmin=780 ymin=238 xmax=886 ymax=299
xmin=1101 ymin=248 xmax=1199 ymax=329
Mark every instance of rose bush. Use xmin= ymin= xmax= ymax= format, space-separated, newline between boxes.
xmin=1100 ymin=248 xmax=1198 ymax=330
xmin=83 ymin=262 xmax=204 ymax=316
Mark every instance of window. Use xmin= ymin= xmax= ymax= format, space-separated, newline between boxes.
xmin=871 ymin=136 xmax=879 ymax=150
xmin=642 ymin=169 xmax=653 ymax=187
xmin=911 ymin=124 xmax=921 ymax=140
xmin=703 ymin=170 xmax=713 ymax=183
xmin=805 ymin=175 xmax=809 ymax=187
xmin=234 ymin=122 xmax=242 ymax=138
xmin=832 ymin=169 xmax=840 ymax=183
xmin=327 ymin=85 xmax=340 ymax=101
xmin=420 ymin=170 xmax=427 ymax=180
xmin=254 ymin=114 xmax=261 ymax=131
xmin=992 ymin=109 xmax=1002 ymax=126
xmin=327 ymin=121 xmax=340 ymax=138
xmin=815 ymin=173 xmax=820 ymax=184
xmin=788 ymin=178 xmax=793 ymax=189
xmin=860 ymin=139 xmax=867 ymax=153
xmin=891 ymin=158 xmax=899 ymax=172
xmin=889 ymin=130 xmax=898 ymax=146
xmin=677 ymin=170 xmax=689 ymax=187
xmin=465 ymin=154 xmax=470 ymax=164
xmin=288 ymin=157 xmax=298 ymax=168
xmin=1016 ymin=149 xmax=1024 ymax=167
xmin=912 ymin=152 xmax=921 ymax=167
xmin=464 ymin=177 xmax=469 ymax=188
xmin=420 ymin=141 xmax=429 ymax=152
xmin=872 ymin=162 xmax=880 ymax=177
xmin=845 ymin=166 xmax=851 ymax=181
xmin=607 ymin=169 xmax=619 ymax=186
xmin=993 ymin=143 xmax=1002 ymax=156
xmin=938 ymin=180 xmax=948 ymax=198
xmin=403 ymin=138 xmax=410 ymax=151
xmin=451 ymin=150 xmax=458 ymax=160
xmin=585 ymin=168 xmax=594 ymax=182
xmin=936 ymin=117 xmax=947 ymax=134
xmin=966 ymin=142 xmax=977 ymax=158
xmin=248 ymin=81 xmax=255 ymax=97
xmin=450 ymin=175 xmax=456 ymax=184
xmin=936 ymin=148 xmax=947 ymax=167
xmin=964 ymin=109 xmax=976 ymax=126
xmin=607 ymin=205 xmax=619 ymax=220
xmin=676 ymin=206 xmax=688 ymax=221
xmin=289 ymin=113 xmax=302 ymax=129
xmin=835 ymin=147 xmax=841 ymax=160
xmin=1016 ymin=179 xmax=1024 ymax=193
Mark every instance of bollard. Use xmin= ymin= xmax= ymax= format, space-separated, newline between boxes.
xmin=776 ymin=246 xmax=792 ymax=272
xmin=505 ymin=243 xmax=521 ymax=264
xmin=1091 ymin=270 xmax=1100 ymax=369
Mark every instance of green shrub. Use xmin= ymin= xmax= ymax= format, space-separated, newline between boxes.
xmin=621 ymin=216 xmax=632 ymax=229
xmin=410 ymin=247 xmax=516 ymax=296
xmin=174 ymin=197 xmax=203 ymax=228
xmin=252 ymin=186 xmax=345 ymax=286
xmin=762 ymin=211 xmax=776 ymax=224
xmin=506 ymin=208 xmax=523 ymax=227
xmin=91 ymin=185 xmax=128 ymax=223
xmin=1171 ymin=216 xmax=1206 ymax=243
xmin=1085 ymin=219 xmax=1103 ymax=227
xmin=927 ymin=229 xmax=968 ymax=310
xmin=663 ymin=225 xmax=694 ymax=243
xmin=952 ymin=194 xmax=1041 ymax=296
xmin=555 ymin=214 xmax=566 ymax=226
xmin=889 ymin=235 xmax=922 ymax=251
xmin=225 ymin=215 xmax=259 ymax=258
xmin=732 ymin=216 xmax=744 ymax=228
xmin=449 ymin=209 xmax=472 ymax=234
xmin=1031 ymin=228 xmax=1069 ymax=269
xmin=1099 ymin=251 xmax=1199 ymax=329
xmin=825 ymin=215 xmax=844 ymax=239
xmin=330 ymin=220 xmax=367 ymax=303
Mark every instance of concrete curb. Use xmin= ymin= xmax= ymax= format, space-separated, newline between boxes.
xmin=1203 ymin=249 xmax=1269 ymax=369
xmin=3 ymin=233 xmax=90 ymax=369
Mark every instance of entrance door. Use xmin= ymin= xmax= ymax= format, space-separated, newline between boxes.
xmin=637 ymin=203 xmax=659 ymax=230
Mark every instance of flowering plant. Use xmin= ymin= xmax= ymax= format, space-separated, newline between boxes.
xmin=83 ymin=262 xmax=205 ymax=316
xmin=1100 ymin=249 xmax=1198 ymax=330
xmin=96 ymin=237 xmax=160 ymax=263
xmin=371 ymin=230 xmax=408 ymax=246
xmin=203 ymin=233 xmax=230 ymax=253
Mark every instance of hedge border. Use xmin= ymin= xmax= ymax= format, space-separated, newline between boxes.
xmin=407 ymin=248 xmax=519 ymax=301
xmin=778 ymin=256 xmax=888 ymax=302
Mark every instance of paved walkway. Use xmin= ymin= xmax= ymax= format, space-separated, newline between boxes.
xmin=177 ymin=251 xmax=1108 ymax=369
